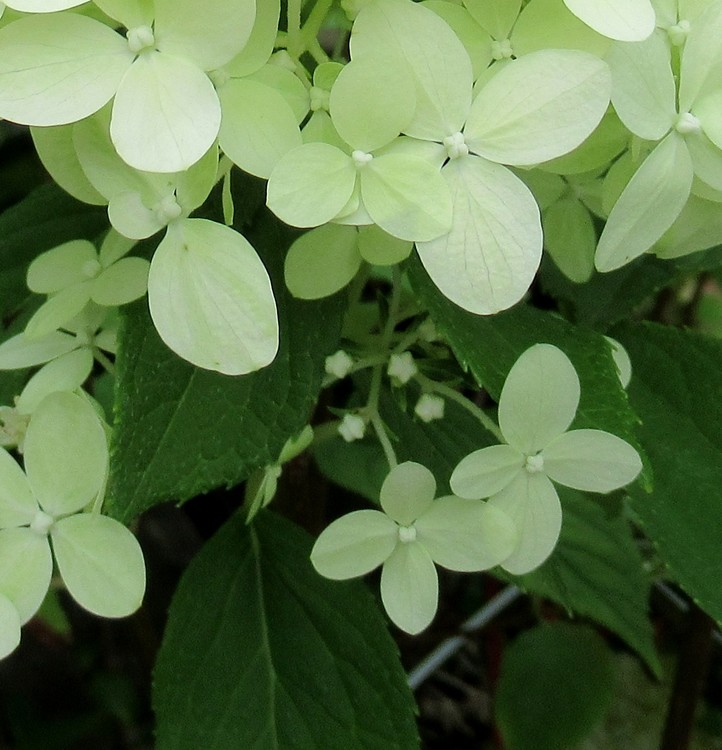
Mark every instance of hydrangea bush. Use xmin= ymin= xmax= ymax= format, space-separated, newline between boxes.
xmin=0 ymin=0 xmax=720 ymax=746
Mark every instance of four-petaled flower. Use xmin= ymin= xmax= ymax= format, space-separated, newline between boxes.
xmin=311 ymin=461 xmax=517 ymax=634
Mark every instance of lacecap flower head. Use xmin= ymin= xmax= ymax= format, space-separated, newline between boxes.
xmin=450 ymin=344 xmax=642 ymax=575
xmin=311 ymin=461 xmax=517 ymax=634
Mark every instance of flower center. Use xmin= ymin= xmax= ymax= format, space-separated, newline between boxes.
xmin=668 ymin=20 xmax=690 ymax=47
xmin=398 ymin=525 xmax=417 ymax=543
xmin=443 ymin=131 xmax=469 ymax=160
xmin=30 ymin=509 xmax=54 ymax=537
xmin=525 ymin=453 xmax=545 ymax=473
xmin=491 ymin=38 xmax=514 ymax=60
xmin=154 ymin=194 xmax=183 ymax=225
xmin=126 ymin=25 xmax=156 ymax=55
xmin=675 ymin=112 xmax=702 ymax=135
xmin=310 ymin=86 xmax=330 ymax=112
xmin=352 ymin=150 xmax=373 ymax=168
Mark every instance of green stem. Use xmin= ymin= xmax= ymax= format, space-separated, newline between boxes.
xmin=287 ymin=0 xmax=303 ymax=59
xmin=93 ymin=348 xmax=115 ymax=376
xmin=415 ymin=373 xmax=504 ymax=442
xmin=302 ymin=0 xmax=334 ymax=46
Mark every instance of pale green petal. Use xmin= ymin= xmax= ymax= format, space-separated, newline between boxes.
xmin=218 ymin=78 xmax=302 ymax=179
xmin=518 ymin=169 xmax=567 ymax=210
xmin=154 ymin=0 xmax=255 ymax=71
xmin=0 ymin=331 xmax=77 ymax=370
xmin=694 ymin=91 xmax=722 ymax=154
xmin=111 ymin=52 xmax=221 ymax=173
xmin=30 ymin=126 xmax=106 ymax=206
xmin=678 ymin=2 xmax=722 ymax=111
xmin=0 ymin=593 xmax=20 ymax=659
xmin=226 ymin=0 xmax=279 ymax=77
xmin=499 ymin=343 xmax=580 ymax=454
xmin=0 ymin=447 xmax=36 ymax=528
xmin=655 ymin=194 xmax=722 ymax=258
xmin=601 ymin=149 xmax=636 ymax=216
xmin=417 ymin=497 xmax=518 ymax=571
xmin=463 ymin=0 xmax=521 ymax=39
xmin=147 ymin=219 xmax=278 ymax=375
xmin=25 ymin=284 xmax=93 ymax=340
xmin=350 ymin=0 xmax=472 ymax=140
xmin=375 ymin=135 xmax=447 ymax=169
xmin=563 ymin=0 xmax=655 ymax=41
xmin=51 ymin=513 xmax=145 ymax=617
xmin=450 ymin=445 xmax=525 ymax=499
xmin=284 ymin=224 xmax=361 ymax=300
xmin=248 ymin=65 xmax=309 ymax=124
xmin=512 ymin=0 xmax=609 ymax=57
xmin=302 ymin=110 xmax=348 ymax=151
xmin=4 ymin=0 xmax=86 ymax=11
xmin=605 ymin=33 xmax=676 ymax=140
xmin=488 ymin=471 xmax=562 ymax=574
xmin=685 ymin=130 xmax=722 ymax=191
xmin=380 ymin=542 xmax=438 ymax=634
xmin=329 ymin=53 xmax=415 ymax=152
xmin=543 ymin=429 xmax=642 ymax=492
xmin=543 ymin=196 xmax=596 ymax=283
xmin=27 ymin=240 xmax=97 ymax=294
xmin=99 ymin=229 xmax=136 ymax=268
xmin=16 ymin=348 xmax=93 ymax=415
xmin=380 ymin=461 xmax=436 ymax=525
xmin=360 ymin=154 xmax=452 ymax=241
xmin=465 ymin=50 xmax=611 ymax=166
xmin=93 ymin=0 xmax=152 ymax=27
xmin=108 ymin=191 xmax=167 ymax=240
xmin=595 ymin=134 xmax=693 ymax=272
xmin=24 ymin=391 xmax=108 ymax=517
xmin=357 ymin=225 xmax=412 ymax=266
xmin=0 ymin=14 xmax=132 ymax=126
xmin=416 ymin=157 xmax=542 ymax=314
xmin=604 ymin=336 xmax=632 ymax=389
xmin=175 ymin=144 xmax=219 ymax=212
xmin=310 ymin=510 xmax=398 ymax=579
xmin=266 ymin=143 xmax=356 ymax=227
xmin=422 ymin=1 xmax=492 ymax=80
xmin=0 ymin=527 xmax=52 ymax=623
xmin=91 ymin=257 xmax=149 ymax=306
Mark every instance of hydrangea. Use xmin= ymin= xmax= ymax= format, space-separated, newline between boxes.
xmin=312 ymin=461 xmax=517 ymax=633
xmin=449 ymin=344 xmax=642 ymax=574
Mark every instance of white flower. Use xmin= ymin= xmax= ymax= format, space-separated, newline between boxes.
xmin=450 ymin=344 xmax=642 ymax=575
xmin=387 ymin=351 xmax=418 ymax=385
xmin=414 ymin=393 xmax=445 ymax=423
xmin=311 ymin=461 xmax=517 ymax=634
xmin=325 ymin=350 xmax=355 ymax=380
xmin=338 ymin=413 xmax=367 ymax=442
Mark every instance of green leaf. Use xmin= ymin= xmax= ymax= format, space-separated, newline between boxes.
xmin=615 ymin=322 xmax=722 ymax=626
xmin=495 ymin=622 xmax=616 ymax=750
xmin=105 ymin=211 xmax=345 ymax=522
xmin=153 ymin=511 xmax=419 ymax=750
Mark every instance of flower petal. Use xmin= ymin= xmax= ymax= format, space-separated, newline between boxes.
xmin=416 ymin=497 xmax=518 ymax=571
xmin=0 ymin=593 xmax=21 ymax=660
xmin=27 ymin=240 xmax=97 ymax=295
xmin=563 ymin=0 xmax=655 ymax=41
xmin=310 ymin=510 xmax=398 ymax=580
xmin=24 ymin=284 xmax=93 ymax=340
xmin=450 ymin=445 xmax=525 ymax=499
xmin=52 ymin=513 xmax=146 ymax=618
xmin=498 ymin=344 xmax=580 ymax=454
xmin=16 ymin=348 xmax=93 ymax=415
xmin=0 ymin=527 xmax=52 ymax=623
xmin=380 ymin=542 xmax=438 ymax=634
xmin=380 ymin=461 xmax=436 ymax=525
xmin=543 ymin=429 xmax=642 ymax=492
xmin=24 ymin=391 xmax=108 ymax=517
xmin=111 ymin=52 xmax=221 ymax=173
xmin=0 ymin=331 xmax=77 ymax=370
xmin=92 ymin=257 xmax=150 ymax=307
xmin=0 ymin=448 xmax=36 ymax=528
xmin=488 ymin=471 xmax=562 ymax=575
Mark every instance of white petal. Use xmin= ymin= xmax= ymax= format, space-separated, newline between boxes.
xmin=416 ymin=156 xmax=542 ymax=315
xmin=0 ymin=527 xmax=52 ymax=623
xmin=225 ymin=0 xmax=279 ymax=77
xmin=24 ymin=284 xmax=93 ymax=340
xmin=563 ymin=0 xmax=655 ymax=41
xmin=543 ymin=429 xmax=642 ymax=492
xmin=147 ymin=218 xmax=279 ymax=375
xmin=678 ymin=1 xmax=722 ymax=111
xmin=595 ymin=133 xmax=693 ymax=272
xmin=24 ymin=391 xmax=108 ymax=517
xmin=380 ymin=542 xmax=438 ymax=634
xmin=4 ymin=0 xmax=86 ymax=10
xmin=416 ymin=497 xmax=518 ymax=571
xmin=488 ymin=472 xmax=562 ymax=574
xmin=108 ymin=192 xmax=167 ymax=240
xmin=450 ymin=445 xmax=525 ymax=499
xmin=16 ymin=348 xmax=93 ymax=415
xmin=310 ymin=510 xmax=398 ymax=579
xmin=51 ymin=513 xmax=146 ymax=618
xmin=111 ymin=52 xmax=221 ymax=173
xmin=0 ymin=14 xmax=132 ymax=126
xmin=91 ymin=257 xmax=150 ymax=307
xmin=0 ymin=593 xmax=21 ymax=660
xmin=380 ymin=461 xmax=436 ymax=525
xmin=0 ymin=331 xmax=77 ymax=370
xmin=93 ymin=0 xmax=153 ymax=28
xmin=27 ymin=240 xmax=97 ymax=295
xmin=498 ymin=343 xmax=580 ymax=454
xmin=0 ymin=447 xmax=36 ymax=528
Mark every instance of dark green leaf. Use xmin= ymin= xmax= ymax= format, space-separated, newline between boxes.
xmin=495 ymin=622 xmax=616 ymax=750
xmin=153 ymin=511 xmax=419 ymax=750
xmin=106 ymin=212 xmax=344 ymax=522
xmin=616 ymin=322 xmax=722 ymax=625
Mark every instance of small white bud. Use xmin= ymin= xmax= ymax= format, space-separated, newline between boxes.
xmin=325 ymin=350 xmax=355 ymax=380
xmin=675 ymin=112 xmax=702 ymax=135
xmin=310 ymin=86 xmax=330 ymax=112
xmin=443 ymin=132 xmax=469 ymax=160
xmin=30 ymin=509 xmax=54 ymax=537
xmin=352 ymin=150 xmax=373 ymax=168
xmin=491 ymin=38 xmax=513 ymax=60
xmin=417 ymin=318 xmax=438 ymax=342
xmin=414 ymin=393 xmax=445 ymax=423
xmin=126 ymin=25 xmax=155 ymax=54
xmin=387 ymin=352 xmax=418 ymax=385
xmin=397 ymin=525 xmax=417 ymax=543
xmin=338 ymin=413 xmax=366 ymax=442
